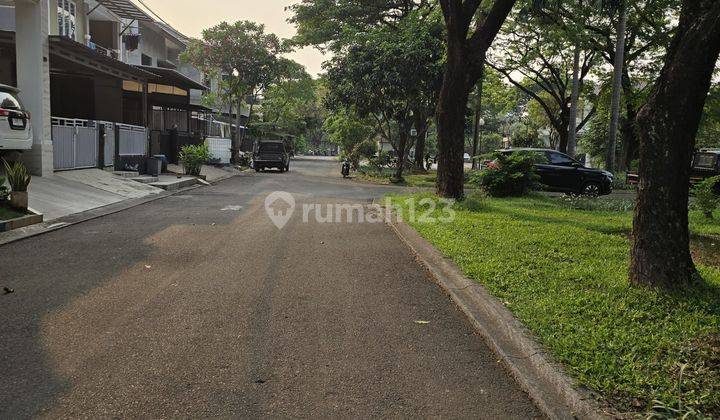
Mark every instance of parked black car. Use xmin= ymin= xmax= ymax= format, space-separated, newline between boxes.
xmin=498 ymin=148 xmax=614 ymax=196
xmin=253 ymin=141 xmax=290 ymax=172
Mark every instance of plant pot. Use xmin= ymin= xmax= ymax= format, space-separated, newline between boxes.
xmin=10 ymin=191 xmax=28 ymax=210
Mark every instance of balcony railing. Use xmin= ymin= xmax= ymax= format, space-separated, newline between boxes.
xmin=87 ymin=42 xmax=118 ymax=60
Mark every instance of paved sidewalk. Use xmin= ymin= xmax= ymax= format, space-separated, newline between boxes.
xmin=55 ymin=169 xmax=163 ymax=199
xmin=28 ymin=175 xmax=125 ymax=221
xmin=167 ymin=164 xmax=242 ymax=182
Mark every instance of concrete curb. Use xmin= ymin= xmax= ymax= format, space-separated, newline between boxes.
xmin=386 ymin=214 xmax=609 ymax=420
xmin=0 ymin=174 xmax=237 ymax=247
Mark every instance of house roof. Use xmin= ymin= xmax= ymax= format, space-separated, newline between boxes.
xmin=49 ymin=36 xmax=156 ymax=82
xmin=136 ymin=65 xmax=208 ymax=91
xmin=95 ymin=0 xmax=153 ymax=21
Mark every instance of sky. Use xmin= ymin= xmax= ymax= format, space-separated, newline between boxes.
xmin=133 ymin=0 xmax=327 ymax=77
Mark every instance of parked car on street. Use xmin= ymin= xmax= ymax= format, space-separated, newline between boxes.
xmin=253 ymin=140 xmax=290 ymax=172
xmin=0 ymin=85 xmax=33 ymax=159
xmin=627 ymin=149 xmax=720 ymax=192
xmin=498 ymin=148 xmax=614 ymax=196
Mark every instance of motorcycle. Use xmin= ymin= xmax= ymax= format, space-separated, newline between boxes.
xmin=341 ymin=160 xmax=351 ymax=178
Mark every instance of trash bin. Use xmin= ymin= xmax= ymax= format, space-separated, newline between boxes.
xmin=146 ymin=157 xmax=162 ymax=176
xmin=153 ymin=154 xmax=168 ymax=173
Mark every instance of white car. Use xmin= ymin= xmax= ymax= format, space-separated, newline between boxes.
xmin=0 ymin=84 xmax=33 ymax=158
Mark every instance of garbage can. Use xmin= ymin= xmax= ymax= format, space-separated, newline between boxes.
xmin=146 ymin=157 xmax=162 ymax=176
xmin=153 ymin=154 xmax=168 ymax=173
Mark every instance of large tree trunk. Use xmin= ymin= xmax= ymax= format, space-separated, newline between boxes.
xmin=436 ymin=0 xmax=516 ymax=199
xmin=605 ymin=1 xmax=628 ymax=172
xmin=567 ymin=46 xmax=581 ymax=158
xmin=630 ymin=0 xmax=720 ymax=289
xmin=436 ymin=56 xmax=474 ymax=198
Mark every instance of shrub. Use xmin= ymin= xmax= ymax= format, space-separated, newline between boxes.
xmin=2 ymin=160 xmax=31 ymax=192
xmin=179 ymin=144 xmax=211 ymax=176
xmin=471 ymin=152 xmax=539 ymax=197
xmin=692 ymin=176 xmax=720 ymax=219
xmin=236 ymin=151 xmax=251 ymax=167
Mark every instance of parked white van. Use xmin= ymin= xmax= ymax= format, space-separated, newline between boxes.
xmin=0 ymin=84 xmax=33 ymax=158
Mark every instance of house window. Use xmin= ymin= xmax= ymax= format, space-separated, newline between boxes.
xmin=57 ymin=0 xmax=77 ymax=39
xmin=141 ymin=54 xmax=153 ymax=66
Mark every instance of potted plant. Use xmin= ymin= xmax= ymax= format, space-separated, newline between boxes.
xmin=179 ymin=144 xmax=211 ymax=177
xmin=3 ymin=160 xmax=31 ymax=210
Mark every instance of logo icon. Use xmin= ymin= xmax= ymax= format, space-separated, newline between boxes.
xmin=264 ymin=191 xmax=295 ymax=229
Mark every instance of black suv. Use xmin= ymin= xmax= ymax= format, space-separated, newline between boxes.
xmin=499 ymin=148 xmax=613 ymax=196
xmin=253 ymin=141 xmax=290 ymax=172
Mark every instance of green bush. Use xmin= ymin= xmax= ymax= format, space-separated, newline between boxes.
xmin=471 ymin=152 xmax=539 ymax=197
xmin=2 ymin=160 xmax=31 ymax=192
xmin=179 ymin=144 xmax=211 ymax=176
xmin=692 ymin=176 xmax=720 ymax=219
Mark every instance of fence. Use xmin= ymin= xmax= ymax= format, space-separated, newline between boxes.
xmin=51 ymin=118 xmax=148 ymax=170
xmin=206 ymin=137 xmax=232 ymax=164
xmin=117 ymin=124 xmax=148 ymax=156
xmin=51 ymin=118 xmax=99 ymax=170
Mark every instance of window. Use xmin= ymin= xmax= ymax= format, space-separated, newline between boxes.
xmin=259 ymin=142 xmax=284 ymax=153
xmin=141 ymin=54 xmax=153 ymax=66
xmin=547 ymin=152 xmax=576 ymax=166
xmin=57 ymin=0 xmax=77 ymax=39
xmin=0 ymin=91 xmax=22 ymax=110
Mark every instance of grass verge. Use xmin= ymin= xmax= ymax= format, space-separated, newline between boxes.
xmin=356 ymin=167 xmax=438 ymax=188
xmin=388 ymin=193 xmax=720 ymax=417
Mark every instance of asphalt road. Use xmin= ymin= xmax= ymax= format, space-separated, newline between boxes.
xmin=0 ymin=157 xmax=541 ymax=418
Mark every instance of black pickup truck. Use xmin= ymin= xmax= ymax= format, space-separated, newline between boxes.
xmin=627 ymin=149 xmax=720 ymax=191
xmin=253 ymin=140 xmax=290 ymax=173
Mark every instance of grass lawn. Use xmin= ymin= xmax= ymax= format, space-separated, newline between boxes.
xmin=356 ymin=167 xmax=439 ymax=188
xmin=0 ymin=205 xmax=25 ymax=221
xmin=389 ymin=193 xmax=720 ymax=417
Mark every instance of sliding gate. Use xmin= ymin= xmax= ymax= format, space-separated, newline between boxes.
xmin=51 ymin=118 xmax=100 ymax=170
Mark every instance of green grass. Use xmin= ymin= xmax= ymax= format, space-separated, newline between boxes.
xmin=389 ymin=193 xmax=720 ymax=417
xmin=356 ymin=167 xmax=439 ymax=188
xmin=0 ymin=205 xmax=25 ymax=221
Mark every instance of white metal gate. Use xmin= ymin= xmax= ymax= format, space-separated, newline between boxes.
xmin=117 ymin=124 xmax=147 ymax=157
xmin=96 ymin=121 xmax=115 ymax=167
xmin=52 ymin=118 xmax=99 ymax=170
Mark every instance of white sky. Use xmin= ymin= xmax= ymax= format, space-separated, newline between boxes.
xmin=133 ymin=0 xmax=327 ymax=77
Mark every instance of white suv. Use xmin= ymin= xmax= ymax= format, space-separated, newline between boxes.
xmin=0 ymin=84 xmax=33 ymax=158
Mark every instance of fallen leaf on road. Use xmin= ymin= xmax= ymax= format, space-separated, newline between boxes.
xmin=414 ymin=320 xmax=430 ymax=324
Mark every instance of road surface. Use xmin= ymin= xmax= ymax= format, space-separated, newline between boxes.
xmin=0 ymin=157 xmax=541 ymax=418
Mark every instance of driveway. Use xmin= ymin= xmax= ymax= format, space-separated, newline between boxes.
xmin=0 ymin=158 xmax=541 ymax=418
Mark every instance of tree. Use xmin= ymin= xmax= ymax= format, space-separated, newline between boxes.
xmin=435 ymin=0 xmax=517 ymax=199
xmin=290 ymin=0 xmax=442 ymax=170
xmin=604 ymin=0 xmax=627 ymax=171
xmin=488 ymin=10 xmax=598 ymax=155
xmin=551 ymin=0 xmax=677 ymax=170
xmin=323 ymin=107 xmax=377 ymax=168
xmin=630 ymin=0 xmax=720 ymax=289
xmin=323 ymin=11 xmax=444 ymax=181
xmin=182 ymin=21 xmax=293 ymax=161
xmin=260 ymin=70 xmax=316 ymax=140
